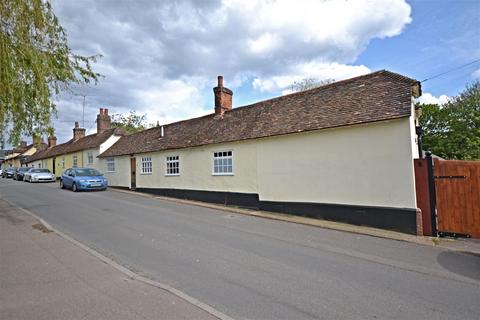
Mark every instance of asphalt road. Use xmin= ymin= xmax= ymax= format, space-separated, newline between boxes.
xmin=1 ymin=178 xmax=479 ymax=320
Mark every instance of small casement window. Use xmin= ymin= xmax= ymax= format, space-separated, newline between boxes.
xmin=166 ymin=155 xmax=180 ymax=176
xmin=141 ymin=156 xmax=153 ymax=174
xmin=87 ymin=152 xmax=94 ymax=165
xmin=106 ymin=157 xmax=115 ymax=172
xmin=213 ymin=151 xmax=233 ymax=175
xmin=61 ymin=156 xmax=65 ymax=168
xmin=73 ymin=155 xmax=78 ymax=167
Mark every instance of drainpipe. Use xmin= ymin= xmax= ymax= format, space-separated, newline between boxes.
xmin=416 ymin=126 xmax=424 ymax=159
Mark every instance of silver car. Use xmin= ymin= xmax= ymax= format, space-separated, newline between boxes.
xmin=24 ymin=168 xmax=56 ymax=183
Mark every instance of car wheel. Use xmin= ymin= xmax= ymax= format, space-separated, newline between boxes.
xmin=72 ymin=183 xmax=78 ymax=192
xmin=60 ymin=180 xmax=65 ymax=189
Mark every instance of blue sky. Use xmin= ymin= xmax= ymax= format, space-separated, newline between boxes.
xmin=235 ymin=0 xmax=480 ymax=107
xmin=12 ymin=0 xmax=480 ymax=146
xmin=355 ymin=0 xmax=480 ymax=98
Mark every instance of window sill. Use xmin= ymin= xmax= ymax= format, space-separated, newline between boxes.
xmin=140 ymin=172 xmax=152 ymax=175
xmin=165 ymin=174 xmax=180 ymax=177
xmin=212 ymin=173 xmax=234 ymax=176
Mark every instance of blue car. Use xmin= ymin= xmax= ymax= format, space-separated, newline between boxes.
xmin=60 ymin=167 xmax=108 ymax=192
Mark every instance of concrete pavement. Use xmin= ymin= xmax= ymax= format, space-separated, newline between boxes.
xmin=0 ymin=199 xmax=218 ymax=320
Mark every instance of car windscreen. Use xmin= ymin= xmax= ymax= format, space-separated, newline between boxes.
xmin=31 ymin=169 xmax=50 ymax=173
xmin=19 ymin=167 xmax=30 ymax=172
xmin=75 ymin=168 xmax=101 ymax=176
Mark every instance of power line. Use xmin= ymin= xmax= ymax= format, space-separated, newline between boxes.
xmin=421 ymin=58 xmax=480 ymax=83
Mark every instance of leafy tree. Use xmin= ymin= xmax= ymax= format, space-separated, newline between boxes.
xmin=0 ymin=0 xmax=100 ymax=145
xmin=419 ymin=81 xmax=480 ymax=160
xmin=290 ymin=78 xmax=335 ymax=92
xmin=111 ymin=111 xmax=147 ymax=134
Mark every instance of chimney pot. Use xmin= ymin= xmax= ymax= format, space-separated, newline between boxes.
xmin=48 ymin=136 xmax=57 ymax=148
xmin=97 ymin=107 xmax=112 ymax=133
xmin=73 ymin=122 xmax=85 ymax=141
xmin=213 ymin=76 xmax=233 ymax=116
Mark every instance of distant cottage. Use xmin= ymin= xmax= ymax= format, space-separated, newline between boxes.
xmin=96 ymin=70 xmax=422 ymax=234
xmin=27 ymin=108 xmax=125 ymax=177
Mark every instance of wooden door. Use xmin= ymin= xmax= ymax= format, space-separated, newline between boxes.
xmin=434 ymin=159 xmax=480 ymax=238
xmin=130 ymin=157 xmax=136 ymax=190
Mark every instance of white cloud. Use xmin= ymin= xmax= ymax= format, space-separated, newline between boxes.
xmin=133 ymin=78 xmax=208 ymax=125
xmin=417 ymin=93 xmax=450 ymax=105
xmin=248 ymin=33 xmax=283 ymax=56
xmin=43 ymin=0 xmax=412 ymax=144
xmin=473 ymin=68 xmax=480 ymax=79
xmin=253 ymin=62 xmax=371 ymax=93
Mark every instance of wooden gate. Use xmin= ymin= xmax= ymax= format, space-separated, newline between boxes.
xmin=434 ymin=159 xmax=480 ymax=238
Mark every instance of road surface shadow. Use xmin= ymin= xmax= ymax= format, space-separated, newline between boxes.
xmin=437 ymin=251 xmax=480 ymax=281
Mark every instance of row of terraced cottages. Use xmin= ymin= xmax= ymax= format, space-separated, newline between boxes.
xmin=26 ymin=109 xmax=125 ymax=178
xmin=24 ymin=70 xmax=423 ymax=234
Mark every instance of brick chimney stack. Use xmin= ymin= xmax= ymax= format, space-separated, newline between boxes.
xmin=97 ymin=108 xmax=111 ymax=134
xmin=73 ymin=121 xmax=86 ymax=141
xmin=48 ymin=136 xmax=57 ymax=148
xmin=214 ymin=76 xmax=233 ymax=116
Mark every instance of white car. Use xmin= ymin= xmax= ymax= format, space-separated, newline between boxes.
xmin=24 ymin=168 xmax=56 ymax=183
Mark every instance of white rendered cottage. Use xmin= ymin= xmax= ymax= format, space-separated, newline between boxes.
xmin=98 ymin=70 xmax=422 ymax=234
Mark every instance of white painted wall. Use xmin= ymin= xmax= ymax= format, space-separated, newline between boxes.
xmin=134 ymin=140 xmax=258 ymax=194
xmin=410 ymin=98 xmax=420 ymax=159
xmin=256 ymin=118 xmax=416 ymax=208
xmin=101 ymin=155 xmax=130 ymax=187
xmin=103 ymin=118 xmax=417 ymax=209
xmin=83 ymin=135 xmax=122 ymax=171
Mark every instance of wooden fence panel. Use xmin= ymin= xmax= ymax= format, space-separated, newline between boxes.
xmin=434 ymin=159 xmax=480 ymax=239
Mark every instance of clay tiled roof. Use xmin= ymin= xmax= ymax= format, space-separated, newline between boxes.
xmin=27 ymin=128 xmax=125 ymax=162
xmin=12 ymin=144 xmax=31 ymax=154
xmin=99 ymin=70 xmax=420 ymax=158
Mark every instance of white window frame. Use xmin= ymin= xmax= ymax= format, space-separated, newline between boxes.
xmin=212 ymin=151 xmax=233 ymax=175
xmin=165 ymin=155 xmax=180 ymax=176
xmin=87 ymin=152 xmax=94 ymax=165
xmin=141 ymin=156 xmax=153 ymax=174
xmin=73 ymin=155 xmax=78 ymax=167
xmin=61 ymin=156 xmax=65 ymax=169
xmin=106 ymin=157 xmax=115 ymax=172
